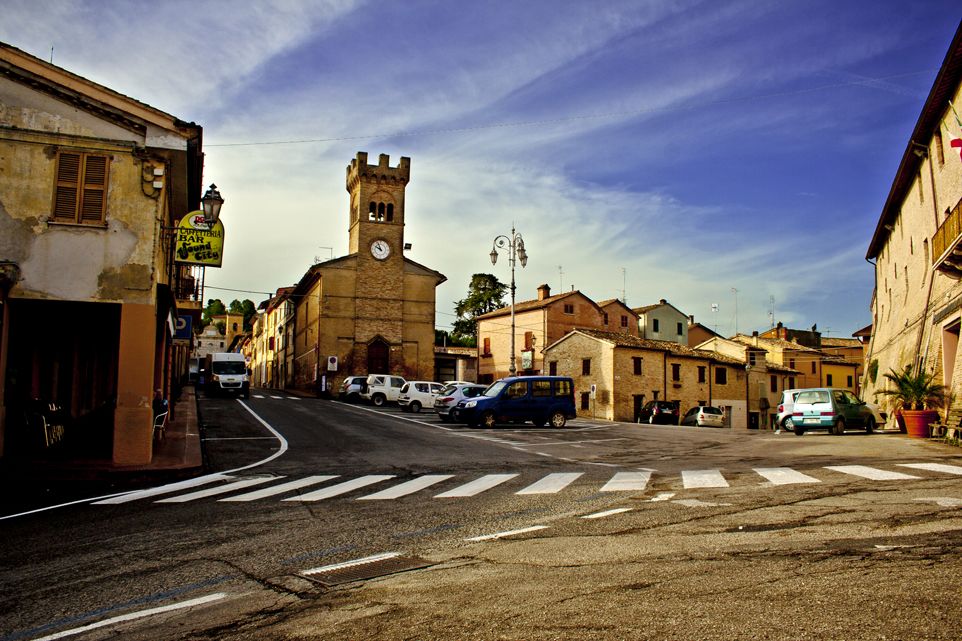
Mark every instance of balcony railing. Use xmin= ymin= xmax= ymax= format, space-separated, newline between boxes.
xmin=932 ymin=198 xmax=962 ymax=278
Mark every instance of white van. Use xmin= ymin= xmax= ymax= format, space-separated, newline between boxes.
xmin=205 ymin=352 xmax=250 ymax=399
xmin=360 ymin=374 xmax=406 ymax=406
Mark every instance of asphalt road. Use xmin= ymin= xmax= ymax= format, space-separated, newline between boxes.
xmin=2 ymin=391 xmax=961 ymax=640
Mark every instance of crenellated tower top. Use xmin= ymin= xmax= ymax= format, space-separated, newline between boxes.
xmin=346 ymin=151 xmax=410 ymax=256
xmin=346 ymin=152 xmax=410 ymax=192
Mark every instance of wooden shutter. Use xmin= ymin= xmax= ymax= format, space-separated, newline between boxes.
xmin=53 ymin=152 xmax=81 ymax=221
xmin=80 ymin=155 xmax=108 ymax=223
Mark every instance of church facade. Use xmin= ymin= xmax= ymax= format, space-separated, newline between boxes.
xmin=290 ymin=152 xmax=445 ymax=394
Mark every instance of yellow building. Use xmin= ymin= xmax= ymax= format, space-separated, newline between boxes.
xmin=0 ymin=42 xmax=208 ymax=465
xmin=291 ymin=153 xmax=445 ymax=393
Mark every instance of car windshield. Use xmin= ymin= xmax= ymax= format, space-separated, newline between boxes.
xmin=212 ymin=361 xmax=246 ymax=375
xmin=484 ymin=381 xmax=508 ymax=397
xmin=703 ymin=407 xmax=722 ymax=415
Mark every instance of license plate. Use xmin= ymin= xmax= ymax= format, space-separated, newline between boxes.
xmin=804 ymin=418 xmax=820 ymax=424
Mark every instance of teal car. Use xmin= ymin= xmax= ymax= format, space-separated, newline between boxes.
xmin=791 ymin=388 xmax=877 ymax=436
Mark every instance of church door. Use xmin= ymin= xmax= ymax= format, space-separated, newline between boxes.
xmin=368 ymin=339 xmax=389 ymax=374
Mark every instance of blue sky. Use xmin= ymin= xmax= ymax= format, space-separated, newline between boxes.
xmin=3 ymin=1 xmax=959 ymax=338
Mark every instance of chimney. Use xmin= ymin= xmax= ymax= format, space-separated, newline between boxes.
xmin=659 ymin=298 xmax=667 ymax=305
xmin=688 ymin=315 xmax=695 ymax=326
xmin=537 ymin=284 xmax=551 ymax=300
xmin=752 ymin=330 xmax=759 ymax=347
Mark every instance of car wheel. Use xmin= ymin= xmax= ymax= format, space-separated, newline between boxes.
xmin=783 ymin=417 xmax=795 ymax=431
xmin=481 ymin=412 xmax=497 ymax=429
xmin=794 ymin=427 xmax=805 ymax=436
xmin=372 ymin=394 xmax=385 ymax=407
xmin=865 ymin=417 xmax=875 ymax=434
xmin=834 ymin=418 xmax=846 ymax=435
xmin=410 ymin=401 xmax=421 ymax=413
xmin=549 ymin=411 xmax=567 ymax=428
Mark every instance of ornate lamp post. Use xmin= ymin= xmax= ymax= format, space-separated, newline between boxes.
xmin=201 ymin=183 xmax=224 ymax=226
xmin=490 ymin=225 xmax=528 ymax=376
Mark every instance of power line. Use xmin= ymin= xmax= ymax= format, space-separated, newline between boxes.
xmin=205 ymin=71 xmax=936 ymax=148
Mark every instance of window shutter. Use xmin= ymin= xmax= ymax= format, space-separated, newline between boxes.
xmin=53 ymin=152 xmax=81 ymax=221
xmin=80 ymin=155 xmax=108 ymax=223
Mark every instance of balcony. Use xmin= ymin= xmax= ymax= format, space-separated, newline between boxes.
xmin=932 ymin=198 xmax=962 ymax=278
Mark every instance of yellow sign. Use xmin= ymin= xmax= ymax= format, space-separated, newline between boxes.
xmin=174 ymin=210 xmax=225 ymax=267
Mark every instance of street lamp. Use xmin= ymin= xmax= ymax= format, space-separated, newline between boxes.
xmin=490 ymin=224 xmax=528 ymax=375
xmin=201 ymin=183 xmax=224 ymax=227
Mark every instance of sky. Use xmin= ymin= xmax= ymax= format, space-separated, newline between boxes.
xmin=3 ymin=1 xmax=960 ymax=339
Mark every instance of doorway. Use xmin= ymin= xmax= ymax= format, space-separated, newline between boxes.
xmin=367 ymin=339 xmax=389 ymax=374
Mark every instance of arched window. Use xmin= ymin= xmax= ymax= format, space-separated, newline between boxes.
xmin=368 ymin=201 xmax=376 ymax=221
xmin=387 ymin=203 xmax=394 ymax=222
xmin=377 ymin=202 xmax=386 ymax=221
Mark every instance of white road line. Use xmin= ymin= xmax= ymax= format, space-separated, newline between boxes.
xmin=825 ymin=465 xmax=921 ymax=481
xmin=270 ymin=395 xmax=284 ymax=399
xmin=92 ymin=474 xmax=234 ymax=505
xmin=581 ymin=508 xmax=633 ymax=519
xmin=898 ymin=463 xmax=962 ymax=476
xmin=754 ymin=467 xmax=822 ymax=485
xmin=302 ymin=552 xmax=402 ymax=576
xmin=682 ymin=469 xmax=729 ymax=488
xmin=284 ymin=475 xmax=395 ymax=502
xmin=465 ymin=525 xmax=549 ymax=542
xmin=435 ymin=474 xmax=519 ymax=498
xmin=600 ymin=471 xmax=651 ymax=492
xmin=156 ymin=476 xmax=283 ymax=503
xmin=220 ymin=475 xmax=339 ymax=502
xmin=30 ymin=593 xmax=228 ymax=641
xmin=516 ymin=472 xmax=583 ymax=495
xmin=357 ymin=475 xmax=454 ymax=500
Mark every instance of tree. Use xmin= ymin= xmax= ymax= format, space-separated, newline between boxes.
xmin=202 ymin=298 xmax=227 ymax=327
xmin=229 ymin=299 xmax=257 ymax=331
xmin=451 ymin=273 xmax=507 ymax=345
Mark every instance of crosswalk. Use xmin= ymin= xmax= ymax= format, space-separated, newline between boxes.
xmin=91 ymin=461 xmax=962 ymax=507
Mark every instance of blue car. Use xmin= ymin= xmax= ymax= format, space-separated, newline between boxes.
xmin=457 ymin=376 xmax=577 ymax=429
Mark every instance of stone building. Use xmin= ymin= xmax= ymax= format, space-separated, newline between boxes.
xmin=864 ymin=23 xmax=962 ymax=420
xmin=290 ymin=153 xmax=445 ymax=394
xmin=633 ymin=299 xmax=690 ymax=345
xmin=543 ymin=329 xmax=746 ymax=425
xmin=0 ymin=42 xmax=206 ymax=465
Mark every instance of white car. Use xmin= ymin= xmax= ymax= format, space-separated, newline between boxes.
xmin=434 ymin=383 xmax=487 ymax=422
xmin=680 ymin=406 xmax=726 ymax=428
xmin=775 ymin=389 xmax=802 ymax=431
xmin=398 ymin=381 xmax=445 ymax=412
xmin=360 ymin=374 xmax=407 ymax=406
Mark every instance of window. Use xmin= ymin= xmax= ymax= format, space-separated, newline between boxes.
xmin=554 ymin=379 xmax=572 ymax=396
xmin=788 ymin=376 xmax=795 ymax=388
xmin=671 ymin=363 xmax=680 ymax=381
xmin=936 ymin=128 xmax=945 ymax=165
xmin=52 ymin=151 xmax=109 ymax=225
xmin=847 ymin=375 xmax=853 ymax=388
xmin=621 ymin=315 xmax=628 ymax=328
xmin=676 ymin=322 xmax=683 ymax=335
xmin=652 ymin=319 xmax=660 ymax=333
xmin=524 ymin=331 xmax=534 ymax=349
xmin=386 ymin=203 xmax=394 ymax=222
xmin=770 ymin=375 xmax=777 ymax=393
xmin=582 ymin=358 xmax=591 ymax=375
xmin=749 ymin=352 xmax=757 ymax=366
xmin=581 ymin=392 xmax=590 ymax=410
xmin=811 ymin=362 xmax=816 ymax=374
xmin=564 ymin=304 xmax=575 ymax=315
xmin=826 ymin=373 xmax=834 ymax=386
xmin=603 ymin=313 xmax=609 ymax=325
xmin=633 ymin=357 xmax=643 ymax=375
xmin=532 ymin=380 xmax=551 ymax=397
xmin=698 ymin=366 xmax=706 ymax=383
xmin=505 ymin=381 xmax=527 ymax=398
xmin=789 ymin=358 xmax=795 ymax=369
xmin=549 ymin=361 xmax=557 ymax=376
xmin=483 ymin=338 xmax=491 ymax=355
xmin=715 ymin=367 xmax=727 ymax=385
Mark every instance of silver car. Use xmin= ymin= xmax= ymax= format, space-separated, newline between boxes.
xmin=680 ymin=406 xmax=726 ymax=428
xmin=775 ymin=389 xmax=802 ymax=431
xmin=434 ymin=383 xmax=487 ymax=422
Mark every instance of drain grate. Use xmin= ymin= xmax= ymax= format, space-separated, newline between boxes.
xmin=301 ymin=552 xmax=433 ymax=586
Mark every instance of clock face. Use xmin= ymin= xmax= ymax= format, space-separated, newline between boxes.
xmin=370 ymin=239 xmax=391 ymax=260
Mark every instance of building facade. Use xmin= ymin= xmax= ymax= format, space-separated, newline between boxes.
xmin=0 ymin=42 xmax=206 ymax=465
xmin=290 ymin=153 xmax=445 ymax=394
xmin=633 ymin=299 xmax=689 ymax=345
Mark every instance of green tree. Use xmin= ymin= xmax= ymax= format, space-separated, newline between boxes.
xmin=229 ymin=299 xmax=257 ymax=331
xmin=202 ymin=298 xmax=227 ymax=327
xmin=451 ymin=273 xmax=507 ymax=345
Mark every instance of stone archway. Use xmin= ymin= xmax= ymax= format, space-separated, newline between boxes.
xmin=367 ymin=338 xmax=389 ymax=374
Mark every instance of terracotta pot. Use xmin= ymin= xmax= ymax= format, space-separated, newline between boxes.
xmin=895 ymin=411 xmax=906 ymax=433
xmin=900 ymin=409 xmax=940 ymax=439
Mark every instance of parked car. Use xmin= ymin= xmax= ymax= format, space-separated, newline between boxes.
xmin=791 ymin=388 xmax=877 ymax=435
xmin=359 ymin=374 xmax=407 ymax=406
xmin=398 ymin=381 xmax=445 ymax=412
xmin=638 ymin=400 xmax=679 ymax=425
xmin=680 ymin=405 xmax=725 ymax=428
xmin=457 ymin=376 xmax=576 ymax=428
xmin=865 ymin=401 xmax=888 ymax=427
xmin=775 ymin=389 xmax=802 ymax=431
xmin=434 ymin=383 xmax=487 ymax=422
xmin=338 ymin=375 xmax=368 ymax=402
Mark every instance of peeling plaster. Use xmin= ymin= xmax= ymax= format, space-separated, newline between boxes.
xmin=0 ymin=199 xmax=38 ymax=264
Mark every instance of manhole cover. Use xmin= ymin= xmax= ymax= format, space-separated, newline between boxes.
xmin=301 ymin=552 xmax=433 ymax=586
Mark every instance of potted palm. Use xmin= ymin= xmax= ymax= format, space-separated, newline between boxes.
xmin=877 ymin=365 xmax=947 ymax=439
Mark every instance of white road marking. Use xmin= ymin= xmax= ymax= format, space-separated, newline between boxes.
xmin=435 ymin=474 xmax=519 ymax=498
xmin=516 ymin=472 xmax=583 ymax=495
xmin=650 ymin=492 xmax=676 ymax=502
xmin=899 ymin=463 xmax=962 ymax=476
xmin=581 ymin=508 xmax=633 ymax=519
xmin=914 ymin=497 xmax=962 ymax=507
xmin=754 ymin=467 xmax=822 ymax=485
xmin=600 ymin=471 xmax=651 ymax=492
xmin=358 ymin=475 xmax=454 ymax=500
xmin=302 ymin=552 xmax=402 ymax=576
xmin=682 ymin=469 xmax=729 ymax=488
xmin=156 ymin=476 xmax=282 ymax=503
xmin=465 ymin=525 xmax=549 ymax=542
xmin=220 ymin=475 xmax=339 ymax=502
xmin=30 ymin=593 xmax=228 ymax=640
xmin=825 ymin=465 xmax=920 ymax=481
xmin=284 ymin=475 xmax=395 ymax=501
xmin=92 ymin=474 xmax=234 ymax=505
xmin=270 ymin=395 xmax=284 ymax=399
xmin=673 ymin=499 xmax=731 ymax=507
